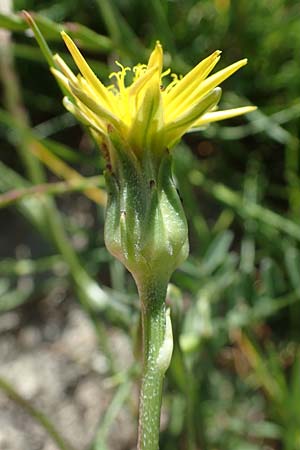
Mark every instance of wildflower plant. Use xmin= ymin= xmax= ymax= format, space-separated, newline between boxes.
xmin=26 ymin=14 xmax=255 ymax=450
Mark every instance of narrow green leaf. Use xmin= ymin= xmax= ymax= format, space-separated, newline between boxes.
xmin=23 ymin=11 xmax=55 ymax=68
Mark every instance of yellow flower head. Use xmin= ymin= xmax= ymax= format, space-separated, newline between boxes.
xmin=52 ymin=34 xmax=255 ymax=156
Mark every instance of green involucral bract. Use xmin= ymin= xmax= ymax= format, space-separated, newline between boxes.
xmin=104 ymin=129 xmax=189 ymax=288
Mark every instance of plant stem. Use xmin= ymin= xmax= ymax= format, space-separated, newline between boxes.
xmin=137 ymin=278 xmax=170 ymax=450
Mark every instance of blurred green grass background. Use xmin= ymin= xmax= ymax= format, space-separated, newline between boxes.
xmin=1 ymin=1 xmax=300 ymax=449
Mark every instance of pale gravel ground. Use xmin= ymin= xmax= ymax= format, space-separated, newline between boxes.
xmin=0 ymin=293 xmax=136 ymax=450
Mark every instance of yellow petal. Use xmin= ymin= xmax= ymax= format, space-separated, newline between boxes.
xmin=165 ymin=50 xmax=221 ymax=112
xmin=75 ymin=100 xmax=107 ymax=132
xmin=61 ymin=31 xmax=115 ymax=111
xmin=128 ymin=72 xmax=163 ymax=150
xmin=129 ymin=65 xmax=157 ymax=96
xmin=69 ymin=82 xmax=121 ymax=130
xmin=62 ymin=96 xmax=106 ymax=134
xmin=74 ymin=74 xmax=125 ymax=126
xmin=53 ymin=54 xmax=77 ymax=84
xmin=169 ymin=58 xmax=248 ymax=119
xmin=51 ymin=68 xmax=72 ymax=93
xmin=162 ymin=87 xmax=222 ymax=148
xmin=147 ymin=41 xmax=163 ymax=75
xmin=193 ymin=105 xmax=257 ymax=127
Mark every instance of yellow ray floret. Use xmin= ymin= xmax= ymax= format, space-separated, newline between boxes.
xmin=193 ymin=106 xmax=257 ymax=127
xmin=61 ymin=32 xmax=116 ymax=112
xmin=54 ymin=33 xmax=256 ymax=154
xmin=164 ymin=50 xmax=222 ymax=113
